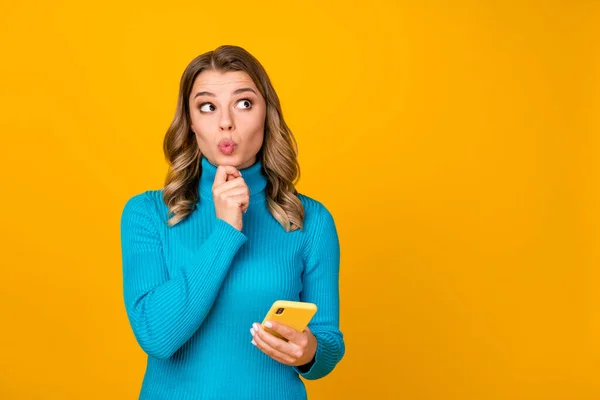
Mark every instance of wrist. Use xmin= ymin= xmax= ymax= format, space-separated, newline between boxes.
xmin=300 ymin=331 xmax=318 ymax=365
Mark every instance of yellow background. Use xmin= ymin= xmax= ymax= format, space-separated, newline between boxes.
xmin=1 ymin=1 xmax=599 ymax=399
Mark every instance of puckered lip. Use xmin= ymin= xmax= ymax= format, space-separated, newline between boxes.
xmin=218 ymin=138 xmax=237 ymax=146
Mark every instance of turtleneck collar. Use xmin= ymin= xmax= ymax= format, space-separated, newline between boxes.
xmin=198 ymin=155 xmax=268 ymax=202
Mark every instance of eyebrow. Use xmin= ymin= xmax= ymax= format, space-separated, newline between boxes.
xmin=193 ymin=87 xmax=257 ymax=99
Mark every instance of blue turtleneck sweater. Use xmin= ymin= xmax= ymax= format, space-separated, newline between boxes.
xmin=119 ymin=156 xmax=345 ymax=399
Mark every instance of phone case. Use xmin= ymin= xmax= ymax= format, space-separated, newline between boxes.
xmin=260 ymin=300 xmax=318 ymax=342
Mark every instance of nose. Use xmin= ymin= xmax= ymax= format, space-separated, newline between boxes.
xmin=219 ymin=109 xmax=234 ymax=131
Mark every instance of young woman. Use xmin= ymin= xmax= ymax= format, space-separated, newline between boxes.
xmin=120 ymin=45 xmax=345 ymax=399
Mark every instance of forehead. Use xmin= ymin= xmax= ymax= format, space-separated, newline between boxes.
xmin=191 ymin=70 xmax=257 ymax=93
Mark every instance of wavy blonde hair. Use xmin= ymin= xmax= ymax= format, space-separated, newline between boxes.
xmin=162 ymin=45 xmax=304 ymax=232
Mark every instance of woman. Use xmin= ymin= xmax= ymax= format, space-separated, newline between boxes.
xmin=120 ymin=45 xmax=345 ymax=399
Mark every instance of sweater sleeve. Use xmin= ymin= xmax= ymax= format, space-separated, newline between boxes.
xmin=293 ymin=203 xmax=346 ymax=380
xmin=120 ymin=192 xmax=248 ymax=360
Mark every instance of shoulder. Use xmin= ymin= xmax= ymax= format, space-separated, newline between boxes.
xmin=120 ymin=189 xmax=166 ymax=229
xmin=121 ymin=189 xmax=164 ymax=213
xmin=297 ymin=192 xmax=337 ymax=236
xmin=297 ymin=193 xmax=340 ymax=262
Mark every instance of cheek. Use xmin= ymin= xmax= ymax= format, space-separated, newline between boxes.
xmin=241 ymin=109 xmax=266 ymax=132
xmin=191 ymin=112 xmax=211 ymax=129
xmin=247 ymin=131 xmax=265 ymax=152
xmin=191 ymin=117 xmax=218 ymax=140
xmin=243 ymin=114 xmax=265 ymax=142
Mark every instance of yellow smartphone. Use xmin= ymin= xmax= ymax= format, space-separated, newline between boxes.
xmin=261 ymin=300 xmax=317 ymax=342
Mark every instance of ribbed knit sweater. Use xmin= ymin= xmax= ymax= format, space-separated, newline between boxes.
xmin=119 ymin=156 xmax=345 ymax=399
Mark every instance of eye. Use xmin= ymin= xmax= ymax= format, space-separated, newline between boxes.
xmin=236 ymin=98 xmax=253 ymax=110
xmin=199 ymin=103 xmax=215 ymax=113
xmin=198 ymin=98 xmax=253 ymax=113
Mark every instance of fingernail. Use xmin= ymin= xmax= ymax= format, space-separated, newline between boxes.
xmin=264 ymin=321 xmax=272 ymax=328
xmin=251 ymin=340 xmax=256 ymax=346
xmin=239 ymin=171 xmax=243 ymax=176
xmin=250 ymin=327 xmax=255 ymax=335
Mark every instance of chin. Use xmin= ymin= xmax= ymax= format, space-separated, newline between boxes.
xmin=214 ymin=153 xmax=241 ymax=165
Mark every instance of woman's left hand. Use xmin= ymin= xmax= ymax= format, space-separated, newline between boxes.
xmin=250 ymin=321 xmax=317 ymax=367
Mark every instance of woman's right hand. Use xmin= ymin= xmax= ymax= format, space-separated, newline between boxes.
xmin=212 ymin=165 xmax=249 ymax=232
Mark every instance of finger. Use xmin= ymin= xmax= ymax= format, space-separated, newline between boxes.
xmin=263 ymin=320 xmax=307 ymax=347
xmin=253 ymin=323 xmax=303 ymax=360
xmin=212 ymin=177 xmax=246 ymax=197
xmin=220 ymin=183 xmax=248 ymax=194
xmin=226 ymin=194 xmax=250 ymax=211
xmin=253 ymin=338 xmax=293 ymax=365
xmin=218 ymin=186 xmax=248 ymax=200
xmin=252 ymin=327 xmax=299 ymax=364
xmin=213 ymin=165 xmax=240 ymax=187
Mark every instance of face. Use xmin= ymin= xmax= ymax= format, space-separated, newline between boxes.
xmin=189 ymin=70 xmax=266 ymax=169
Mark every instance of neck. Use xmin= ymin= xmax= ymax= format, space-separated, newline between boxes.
xmin=197 ymin=156 xmax=268 ymax=202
